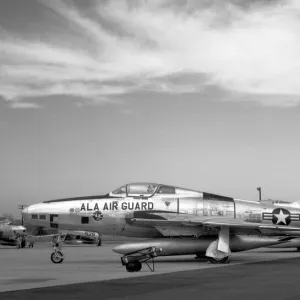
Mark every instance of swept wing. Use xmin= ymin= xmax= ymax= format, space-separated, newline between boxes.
xmin=130 ymin=216 xmax=300 ymax=233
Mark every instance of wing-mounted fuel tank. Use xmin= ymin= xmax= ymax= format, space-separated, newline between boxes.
xmin=113 ymin=235 xmax=289 ymax=256
xmin=113 ymin=234 xmax=293 ymax=271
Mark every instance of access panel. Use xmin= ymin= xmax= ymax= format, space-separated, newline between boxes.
xmin=203 ymin=193 xmax=235 ymax=217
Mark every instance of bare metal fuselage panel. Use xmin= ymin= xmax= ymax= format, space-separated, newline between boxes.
xmin=22 ymin=182 xmax=300 ymax=238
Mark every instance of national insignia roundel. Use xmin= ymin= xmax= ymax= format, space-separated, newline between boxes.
xmin=271 ymin=208 xmax=291 ymax=225
xmin=93 ymin=211 xmax=103 ymax=221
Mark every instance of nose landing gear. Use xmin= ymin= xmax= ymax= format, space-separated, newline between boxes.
xmin=51 ymin=249 xmax=64 ymax=264
xmin=51 ymin=234 xmax=64 ymax=264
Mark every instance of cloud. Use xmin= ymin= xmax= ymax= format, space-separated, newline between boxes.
xmin=1 ymin=0 xmax=300 ymax=107
xmin=9 ymin=101 xmax=41 ymax=109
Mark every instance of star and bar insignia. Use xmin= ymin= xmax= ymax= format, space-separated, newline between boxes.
xmin=263 ymin=208 xmax=300 ymax=225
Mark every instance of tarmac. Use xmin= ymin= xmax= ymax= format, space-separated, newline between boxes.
xmin=1 ymin=242 xmax=300 ymax=299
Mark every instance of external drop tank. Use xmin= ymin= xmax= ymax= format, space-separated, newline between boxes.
xmin=113 ymin=235 xmax=291 ymax=256
xmin=268 ymin=237 xmax=300 ymax=250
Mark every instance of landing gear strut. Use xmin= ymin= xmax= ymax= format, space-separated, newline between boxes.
xmin=51 ymin=234 xmax=64 ymax=264
xmin=205 ymin=227 xmax=231 ymax=264
xmin=121 ymin=246 xmax=162 ymax=273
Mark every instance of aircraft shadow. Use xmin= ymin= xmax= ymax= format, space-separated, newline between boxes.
xmin=155 ymin=257 xmax=207 ymax=263
xmin=251 ymin=250 xmax=299 ymax=254
xmin=0 ymin=247 xmax=20 ymax=250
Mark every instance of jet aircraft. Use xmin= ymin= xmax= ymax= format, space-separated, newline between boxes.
xmin=61 ymin=230 xmax=102 ymax=246
xmin=22 ymin=182 xmax=300 ymax=271
xmin=27 ymin=230 xmax=102 ymax=246
xmin=0 ymin=218 xmax=28 ymax=248
xmin=0 ymin=217 xmax=101 ymax=248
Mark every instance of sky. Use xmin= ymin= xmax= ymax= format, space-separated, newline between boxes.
xmin=1 ymin=0 xmax=300 ymax=217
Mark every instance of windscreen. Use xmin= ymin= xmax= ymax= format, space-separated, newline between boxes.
xmin=111 ymin=185 xmax=126 ymax=196
xmin=127 ymin=183 xmax=158 ymax=196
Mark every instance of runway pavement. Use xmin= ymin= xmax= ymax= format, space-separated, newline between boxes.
xmin=1 ymin=243 xmax=300 ymax=299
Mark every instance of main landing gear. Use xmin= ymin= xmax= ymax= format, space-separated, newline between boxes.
xmin=205 ymin=227 xmax=231 ymax=264
xmin=121 ymin=246 xmax=162 ymax=273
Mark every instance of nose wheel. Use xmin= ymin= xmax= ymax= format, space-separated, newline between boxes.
xmin=51 ymin=235 xmax=64 ymax=264
xmin=51 ymin=250 xmax=64 ymax=263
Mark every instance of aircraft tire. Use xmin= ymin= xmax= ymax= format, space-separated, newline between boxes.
xmin=125 ymin=261 xmax=142 ymax=272
xmin=207 ymin=256 xmax=229 ymax=264
xmin=126 ymin=262 xmax=136 ymax=272
xmin=133 ymin=261 xmax=142 ymax=272
xmin=51 ymin=251 xmax=64 ymax=264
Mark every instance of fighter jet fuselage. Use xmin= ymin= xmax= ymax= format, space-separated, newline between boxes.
xmin=21 ymin=183 xmax=300 ymax=266
xmin=22 ymin=182 xmax=300 ymax=238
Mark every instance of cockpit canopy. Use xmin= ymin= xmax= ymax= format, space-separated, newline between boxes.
xmin=110 ymin=183 xmax=201 ymax=198
xmin=41 ymin=183 xmax=202 ymax=204
xmin=111 ymin=183 xmax=159 ymax=197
